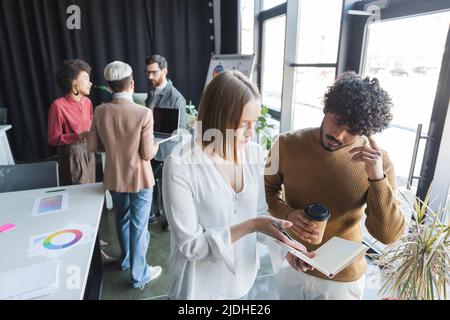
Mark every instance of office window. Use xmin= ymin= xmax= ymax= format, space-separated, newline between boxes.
xmin=363 ymin=11 xmax=450 ymax=192
xmin=296 ymin=0 xmax=342 ymax=64
xmin=292 ymin=0 xmax=343 ymax=130
xmin=240 ymin=0 xmax=255 ymax=54
xmin=261 ymin=15 xmax=286 ymax=112
xmin=292 ymin=67 xmax=336 ymax=129
xmin=262 ymin=0 xmax=286 ymax=11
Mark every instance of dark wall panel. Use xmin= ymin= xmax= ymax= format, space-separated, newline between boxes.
xmin=0 ymin=0 xmax=214 ymax=161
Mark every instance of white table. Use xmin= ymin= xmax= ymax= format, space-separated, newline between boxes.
xmin=0 ymin=183 xmax=105 ymax=300
xmin=0 ymin=125 xmax=14 ymax=165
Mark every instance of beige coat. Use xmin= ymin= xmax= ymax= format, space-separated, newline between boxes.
xmin=87 ymin=98 xmax=157 ymax=193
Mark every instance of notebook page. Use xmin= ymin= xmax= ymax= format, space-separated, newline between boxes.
xmin=313 ymin=237 xmax=367 ymax=276
xmin=273 ymin=239 xmax=329 ymax=275
xmin=273 ymin=237 xmax=367 ymax=277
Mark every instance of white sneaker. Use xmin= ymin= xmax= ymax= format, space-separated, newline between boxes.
xmin=136 ymin=266 xmax=163 ymax=290
xmin=149 ymin=266 xmax=162 ymax=281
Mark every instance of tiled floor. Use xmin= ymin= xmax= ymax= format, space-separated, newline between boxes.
xmin=99 ymin=208 xmax=384 ymax=300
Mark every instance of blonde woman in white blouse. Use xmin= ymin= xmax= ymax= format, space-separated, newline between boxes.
xmin=162 ymin=71 xmax=314 ymax=300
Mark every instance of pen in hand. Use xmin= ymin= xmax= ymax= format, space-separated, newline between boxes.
xmin=271 ymin=219 xmax=305 ymax=249
xmin=272 ymin=219 xmax=316 ymax=272
xmin=272 ymin=219 xmax=295 ymax=241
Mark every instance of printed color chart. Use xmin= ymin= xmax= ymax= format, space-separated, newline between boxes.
xmin=31 ymin=193 xmax=69 ymax=217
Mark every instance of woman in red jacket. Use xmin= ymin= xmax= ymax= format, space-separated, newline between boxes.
xmin=48 ymin=59 xmax=95 ymax=185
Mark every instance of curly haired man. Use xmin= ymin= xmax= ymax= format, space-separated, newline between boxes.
xmin=265 ymin=71 xmax=406 ymax=300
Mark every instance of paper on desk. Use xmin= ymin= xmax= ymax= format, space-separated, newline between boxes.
xmin=31 ymin=193 xmax=69 ymax=217
xmin=27 ymin=223 xmax=94 ymax=259
xmin=0 ymin=260 xmax=59 ymax=300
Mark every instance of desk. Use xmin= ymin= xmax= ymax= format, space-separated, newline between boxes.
xmin=0 ymin=125 xmax=14 ymax=165
xmin=0 ymin=183 xmax=104 ymax=300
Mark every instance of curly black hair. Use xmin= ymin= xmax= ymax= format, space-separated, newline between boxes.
xmin=323 ymin=71 xmax=393 ymax=136
xmin=56 ymin=59 xmax=91 ymax=93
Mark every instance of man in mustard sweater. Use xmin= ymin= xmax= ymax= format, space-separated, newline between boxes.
xmin=265 ymin=72 xmax=405 ymax=300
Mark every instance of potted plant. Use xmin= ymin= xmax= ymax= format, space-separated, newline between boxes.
xmin=94 ymin=85 xmax=147 ymax=106
xmin=94 ymin=85 xmax=113 ymax=97
xmin=256 ymin=105 xmax=276 ymax=151
xmin=186 ymin=100 xmax=198 ymax=131
xmin=370 ymin=189 xmax=449 ymax=300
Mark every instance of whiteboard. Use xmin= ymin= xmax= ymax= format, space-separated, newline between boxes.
xmin=204 ymin=54 xmax=255 ymax=88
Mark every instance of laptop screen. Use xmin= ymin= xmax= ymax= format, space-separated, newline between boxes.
xmin=153 ymin=108 xmax=180 ymax=134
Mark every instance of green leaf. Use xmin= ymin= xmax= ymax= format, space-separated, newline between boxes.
xmin=96 ymin=85 xmax=112 ymax=94
xmin=375 ymin=185 xmax=449 ymax=300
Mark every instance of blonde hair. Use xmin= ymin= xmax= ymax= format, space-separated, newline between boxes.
xmin=197 ymin=70 xmax=261 ymax=163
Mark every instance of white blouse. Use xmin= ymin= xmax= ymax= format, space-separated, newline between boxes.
xmin=162 ymin=140 xmax=268 ymax=300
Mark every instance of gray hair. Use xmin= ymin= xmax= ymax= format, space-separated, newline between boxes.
xmin=104 ymin=61 xmax=133 ymax=81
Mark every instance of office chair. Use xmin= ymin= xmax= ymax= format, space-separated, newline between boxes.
xmin=0 ymin=161 xmax=59 ymax=193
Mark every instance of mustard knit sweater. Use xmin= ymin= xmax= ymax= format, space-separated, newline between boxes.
xmin=265 ymin=128 xmax=406 ymax=282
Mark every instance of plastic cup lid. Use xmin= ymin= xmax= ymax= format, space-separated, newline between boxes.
xmin=304 ymin=203 xmax=330 ymax=221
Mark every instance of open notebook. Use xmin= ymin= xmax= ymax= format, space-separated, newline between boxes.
xmin=275 ymin=237 xmax=368 ymax=278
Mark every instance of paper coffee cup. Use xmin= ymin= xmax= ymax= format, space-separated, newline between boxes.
xmin=304 ymin=203 xmax=330 ymax=245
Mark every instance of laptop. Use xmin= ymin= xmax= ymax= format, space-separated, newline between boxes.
xmin=153 ymin=108 xmax=180 ymax=144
